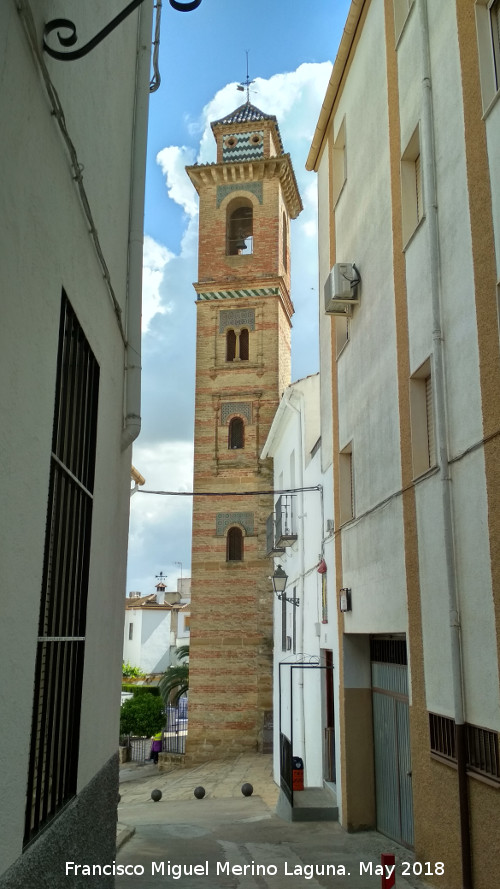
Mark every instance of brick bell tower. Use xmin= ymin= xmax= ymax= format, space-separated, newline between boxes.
xmin=185 ymin=100 xmax=302 ymax=760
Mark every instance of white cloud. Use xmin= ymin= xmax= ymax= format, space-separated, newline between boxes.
xmin=142 ymin=235 xmax=174 ymax=332
xmin=129 ymin=63 xmax=332 ymax=591
xmin=156 ymin=144 xmax=198 ymax=217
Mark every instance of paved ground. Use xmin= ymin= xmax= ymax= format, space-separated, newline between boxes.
xmin=116 ymin=755 xmax=439 ymax=889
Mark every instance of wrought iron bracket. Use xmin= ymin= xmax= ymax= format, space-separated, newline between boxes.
xmin=43 ymin=0 xmax=202 ymax=61
xmin=277 ymin=592 xmax=300 ymax=608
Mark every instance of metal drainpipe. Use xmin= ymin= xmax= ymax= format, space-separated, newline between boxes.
xmin=417 ymin=1 xmax=472 ymax=885
xmin=286 ymin=390 xmax=307 ymax=763
xmin=121 ymin=1 xmax=154 ymax=451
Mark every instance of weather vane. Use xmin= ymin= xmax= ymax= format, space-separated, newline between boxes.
xmin=237 ymin=51 xmax=255 ymax=102
xmin=155 ymin=571 xmax=167 ymax=585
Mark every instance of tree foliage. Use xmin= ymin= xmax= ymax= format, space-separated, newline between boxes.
xmin=119 ymin=692 xmax=164 ymax=737
xmin=122 ymin=661 xmax=145 ymax=679
xmin=159 ymin=646 xmax=189 ymax=706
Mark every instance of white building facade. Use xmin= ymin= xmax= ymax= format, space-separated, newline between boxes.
xmin=0 ymin=2 xmax=155 ymax=885
xmin=261 ymin=375 xmax=338 ymax=807
xmin=307 ymin=2 xmax=500 ymax=887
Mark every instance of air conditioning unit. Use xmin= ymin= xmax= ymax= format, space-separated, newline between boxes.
xmin=324 ymin=262 xmax=360 ymax=314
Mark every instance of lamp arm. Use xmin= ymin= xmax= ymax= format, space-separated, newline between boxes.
xmin=43 ymin=0 xmax=202 ymax=61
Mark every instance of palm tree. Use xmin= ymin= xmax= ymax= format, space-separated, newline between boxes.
xmin=159 ymin=646 xmax=189 ymax=706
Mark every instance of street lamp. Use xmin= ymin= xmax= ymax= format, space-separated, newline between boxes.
xmin=272 ymin=565 xmax=299 ymax=607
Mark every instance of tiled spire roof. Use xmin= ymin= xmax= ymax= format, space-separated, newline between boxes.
xmin=211 ymin=101 xmax=284 ymax=154
xmin=212 ymin=101 xmax=276 ymax=125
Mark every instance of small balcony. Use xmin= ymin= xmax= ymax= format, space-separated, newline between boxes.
xmin=266 ymin=512 xmax=285 ymax=557
xmin=275 ymin=495 xmax=297 ymax=547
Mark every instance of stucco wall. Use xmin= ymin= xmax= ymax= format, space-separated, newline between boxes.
xmin=0 ymin=1 xmax=149 ymax=877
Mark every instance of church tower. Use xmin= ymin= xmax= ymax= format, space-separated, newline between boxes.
xmin=185 ymin=100 xmax=302 ymax=760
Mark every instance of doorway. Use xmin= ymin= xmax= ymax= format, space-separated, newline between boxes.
xmin=371 ymin=637 xmax=414 ymax=847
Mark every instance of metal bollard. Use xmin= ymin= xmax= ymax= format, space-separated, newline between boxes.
xmin=381 ymin=854 xmax=396 ymax=889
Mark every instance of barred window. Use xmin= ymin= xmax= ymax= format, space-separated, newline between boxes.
xmin=429 ymin=713 xmax=500 ymax=781
xmin=24 ymin=294 xmax=99 ymax=845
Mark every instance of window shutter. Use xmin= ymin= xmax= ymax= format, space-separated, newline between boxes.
xmin=425 ymin=375 xmax=435 ymax=467
xmin=491 ymin=0 xmax=500 ymax=89
xmin=415 ymin=153 xmax=422 ymax=222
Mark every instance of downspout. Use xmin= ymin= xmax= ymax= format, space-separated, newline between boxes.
xmin=417 ymin=2 xmax=471 ymax=886
xmin=121 ymin=1 xmax=154 ymax=451
xmin=287 ymin=390 xmax=307 ymax=763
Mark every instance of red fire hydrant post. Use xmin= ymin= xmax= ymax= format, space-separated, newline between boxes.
xmin=381 ymin=854 xmax=396 ymax=889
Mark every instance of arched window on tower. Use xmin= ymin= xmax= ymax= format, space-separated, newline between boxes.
xmin=239 ymin=328 xmax=249 ymax=361
xmin=226 ymin=526 xmax=244 ymax=561
xmin=282 ymin=211 xmax=288 ymax=271
xmin=227 ymin=201 xmax=253 ymax=255
xmin=228 ymin=417 xmax=244 ymax=449
xmin=226 ymin=329 xmax=237 ymax=361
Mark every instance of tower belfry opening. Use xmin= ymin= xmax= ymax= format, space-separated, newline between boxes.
xmin=184 ymin=97 xmax=302 ymax=761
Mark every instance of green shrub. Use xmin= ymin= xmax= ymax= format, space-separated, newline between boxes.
xmin=121 ymin=684 xmax=160 ymax=697
xmin=119 ymin=693 xmax=164 ymax=737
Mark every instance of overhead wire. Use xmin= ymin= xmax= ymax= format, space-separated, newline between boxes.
xmin=136 ymin=485 xmax=323 ymax=497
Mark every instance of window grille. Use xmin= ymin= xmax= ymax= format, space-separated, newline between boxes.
xmin=24 ymin=294 xmax=99 ymax=845
xmin=429 ymin=713 xmax=456 ymax=761
xmin=266 ymin=512 xmax=285 ymax=556
xmin=467 ymin=723 xmax=500 ymax=780
xmin=429 ymin=713 xmax=500 ymax=781
xmin=275 ymin=494 xmax=297 ymax=546
xmin=370 ymin=637 xmax=408 ymax=666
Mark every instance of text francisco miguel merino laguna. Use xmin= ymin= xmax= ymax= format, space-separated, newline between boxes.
xmin=65 ymin=860 xmax=412 ymax=879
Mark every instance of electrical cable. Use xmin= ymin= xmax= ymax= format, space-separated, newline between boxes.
xmin=150 ymin=0 xmax=162 ymax=92
xmin=136 ymin=485 xmax=322 ymax=496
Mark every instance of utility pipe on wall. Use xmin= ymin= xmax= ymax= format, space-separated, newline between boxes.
xmin=122 ymin=1 xmax=154 ymax=451
xmin=417 ymin=1 xmax=471 ymax=886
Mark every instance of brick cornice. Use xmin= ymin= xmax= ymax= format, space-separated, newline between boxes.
xmin=186 ymin=154 xmax=303 ymax=219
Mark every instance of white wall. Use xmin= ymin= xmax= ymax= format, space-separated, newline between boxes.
xmin=0 ymin=1 xmax=149 ymax=872
xmin=264 ymin=375 xmax=339 ymax=791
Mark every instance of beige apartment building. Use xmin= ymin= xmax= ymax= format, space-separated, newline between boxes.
xmin=307 ymin=2 xmax=500 ymax=887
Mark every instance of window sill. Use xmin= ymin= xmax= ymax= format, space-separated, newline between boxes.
xmin=333 ymin=179 xmax=347 ymax=210
xmin=430 ymin=753 xmax=500 ymax=788
xmin=336 ymin=337 xmax=350 ymax=360
xmin=412 ymin=463 xmax=439 ymax=485
xmin=402 ymin=213 xmax=425 ymax=252
xmin=394 ymin=0 xmax=416 ymax=50
xmin=482 ymin=86 xmax=500 ymax=120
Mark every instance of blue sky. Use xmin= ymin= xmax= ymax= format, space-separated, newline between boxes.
xmin=126 ymin=0 xmax=351 ymax=598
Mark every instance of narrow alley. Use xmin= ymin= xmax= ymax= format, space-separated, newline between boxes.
xmin=115 ymin=756 xmax=441 ymax=889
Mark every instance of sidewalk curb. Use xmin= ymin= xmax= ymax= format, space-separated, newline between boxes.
xmin=116 ymin=823 xmax=136 ymax=850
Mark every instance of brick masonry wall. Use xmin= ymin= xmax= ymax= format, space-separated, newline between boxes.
xmin=186 ymin=118 xmax=298 ymax=760
xmin=187 ymin=296 xmax=288 ymax=761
